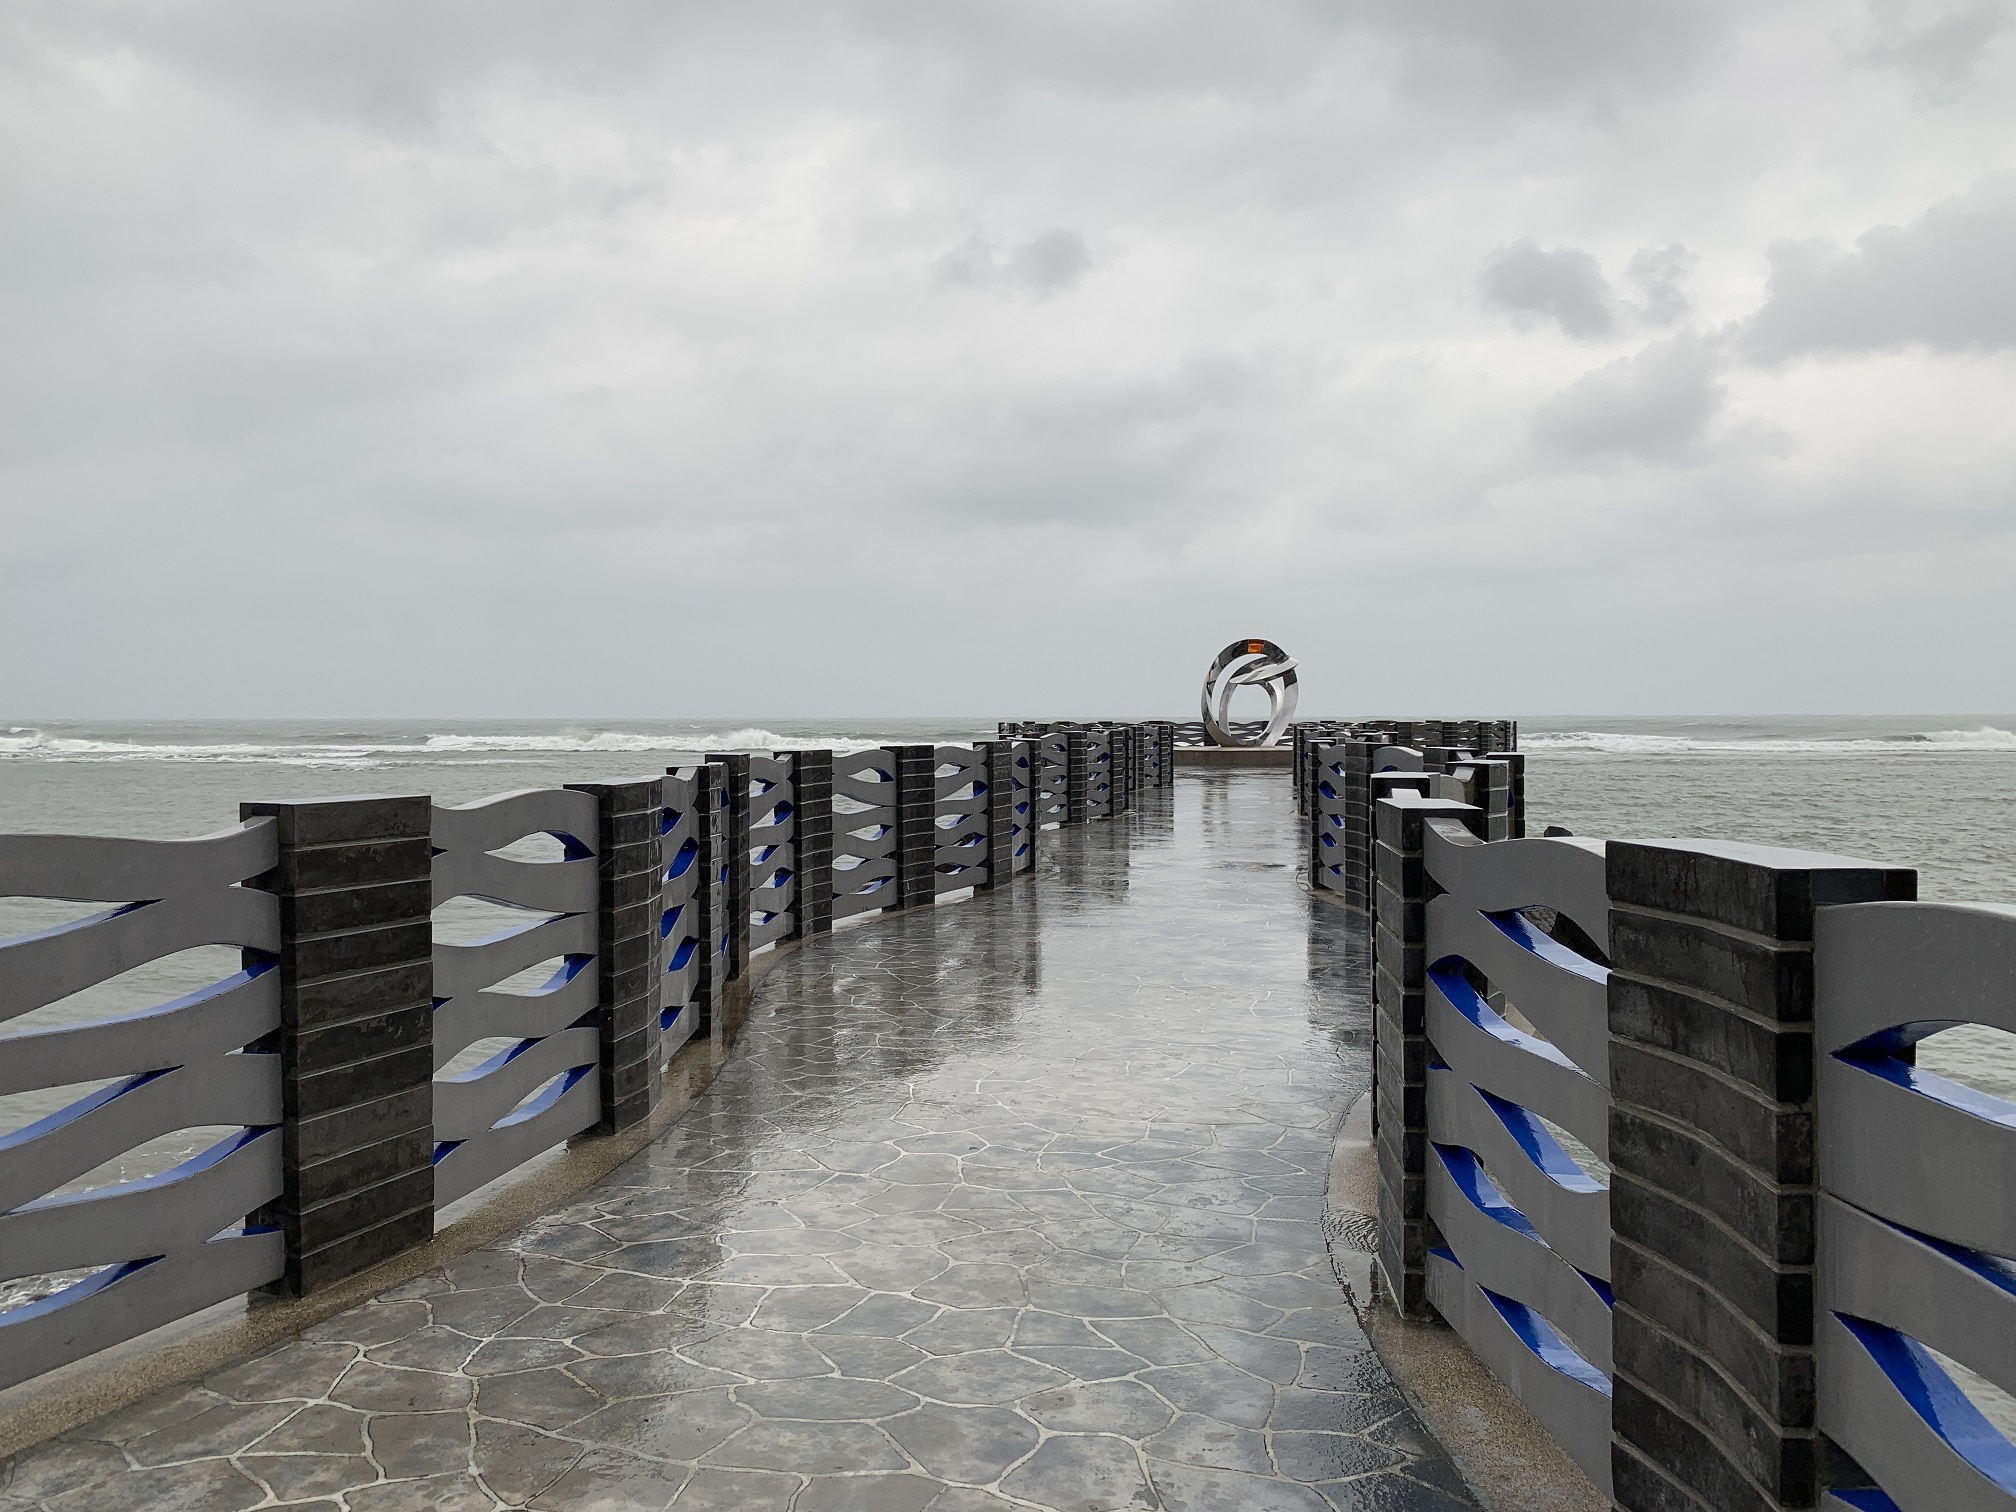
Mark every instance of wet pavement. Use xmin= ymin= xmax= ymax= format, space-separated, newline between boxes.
xmin=0 ymin=774 xmax=1473 ymax=1511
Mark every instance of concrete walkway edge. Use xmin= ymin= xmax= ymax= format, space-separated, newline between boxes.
xmin=1323 ymin=1093 xmax=1608 ymax=1512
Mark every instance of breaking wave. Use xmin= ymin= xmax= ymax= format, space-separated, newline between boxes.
xmin=0 ymin=727 xmax=899 ymax=765
xmin=1522 ymin=726 xmax=2016 ymax=756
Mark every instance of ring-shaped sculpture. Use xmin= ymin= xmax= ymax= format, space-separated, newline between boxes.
xmin=1201 ymin=638 xmax=1299 ymax=748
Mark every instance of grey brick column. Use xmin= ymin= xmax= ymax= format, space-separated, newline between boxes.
xmin=691 ymin=762 xmax=726 ymax=1035
xmin=566 ymin=779 xmax=664 ymax=1134
xmin=706 ymin=754 xmax=751 ymax=980
xmin=1112 ymin=726 xmax=1134 ymax=815
xmin=894 ymin=744 xmax=937 ymax=910
xmin=979 ymin=740 xmax=1016 ymax=890
xmin=1065 ymin=730 xmax=1090 ymax=824
xmin=790 ymin=749 xmax=834 ymax=941
xmin=1606 ymin=841 xmax=1915 ymax=1512
xmin=1339 ymin=741 xmax=1371 ymax=910
xmin=242 ymin=795 xmax=433 ymax=1296
xmin=1358 ymin=767 xmax=1428 ymax=917
xmin=1371 ymin=791 xmax=1481 ymax=1316
xmin=1487 ymin=749 xmax=1526 ymax=838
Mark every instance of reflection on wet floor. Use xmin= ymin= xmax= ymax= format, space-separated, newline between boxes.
xmin=0 ymin=774 xmax=1473 ymax=1511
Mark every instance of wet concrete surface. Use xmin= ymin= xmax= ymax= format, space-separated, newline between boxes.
xmin=0 ymin=774 xmax=1473 ymax=1511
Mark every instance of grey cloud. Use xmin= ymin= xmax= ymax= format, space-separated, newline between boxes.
xmin=1480 ymin=241 xmax=1614 ymax=337
xmin=1624 ymin=245 xmax=1696 ymax=326
xmin=1743 ymin=177 xmax=2016 ymax=359
xmin=1855 ymin=1 xmax=2011 ymax=103
xmin=1 ymin=0 xmax=2014 ymax=718
xmin=1533 ymin=335 xmax=1727 ymax=462
xmin=936 ymin=231 xmax=1091 ymax=295
xmin=1347 ymin=0 xmax=1736 ymax=106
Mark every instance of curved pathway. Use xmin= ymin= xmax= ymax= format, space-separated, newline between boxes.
xmin=1 ymin=775 xmax=1472 ymax=1512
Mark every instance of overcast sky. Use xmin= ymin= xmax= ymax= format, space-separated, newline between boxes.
xmin=3 ymin=0 xmax=2013 ymax=720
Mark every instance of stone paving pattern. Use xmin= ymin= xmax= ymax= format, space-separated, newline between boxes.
xmin=0 ymin=775 xmax=1473 ymax=1511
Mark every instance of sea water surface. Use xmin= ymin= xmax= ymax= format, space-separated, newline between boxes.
xmin=1 ymin=713 xmax=2012 ymax=1229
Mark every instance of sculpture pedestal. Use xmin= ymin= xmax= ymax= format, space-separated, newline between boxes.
xmin=1176 ymin=747 xmax=1292 ymax=769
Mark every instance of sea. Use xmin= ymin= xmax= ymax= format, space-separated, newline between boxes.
xmin=1 ymin=713 xmax=2012 ymax=1216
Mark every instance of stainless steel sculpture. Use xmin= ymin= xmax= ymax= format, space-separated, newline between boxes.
xmin=1201 ymin=639 xmax=1299 ymax=747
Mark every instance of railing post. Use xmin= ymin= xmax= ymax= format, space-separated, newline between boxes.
xmin=1066 ymin=729 xmax=1090 ymax=824
xmin=242 ymin=795 xmax=434 ymax=1296
xmin=791 ymin=748 xmax=834 ymax=941
xmin=895 ymin=743 xmax=937 ymax=910
xmin=980 ymin=740 xmax=1016 ymax=890
xmin=1371 ymin=790 xmax=1482 ymax=1316
xmin=1604 ymin=841 xmax=1914 ymax=1512
xmin=1358 ymin=762 xmax=1426 ymax=914
xmin=706 ymin=753 xmax=752 ymax=979
xmin=694 ymin=762 xmax=727 ymax=1033
xmin=565 ymin=779 xmax=664 ymax=1134
xmin=1486 ymin=749 xmax=1526 ymax=838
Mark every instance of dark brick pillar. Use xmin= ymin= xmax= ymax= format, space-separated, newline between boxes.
xmin=1109 ymin=727 xmax=1127 ymax=815
xmin=1357 ymin=768 xmax=1428 ymax=918
xmin=706 ymin=754 xmax=751 ymax=980
xmin=792 ymin=749 xmax=834 ymax=940
xmin=1486 ymin=749 xmax=1526 ymax=838
xmin=566 ymin=779 xmax=663 ymax=1134
xmin=1065 ymin=729 xmax=1090 ymax=824
xmin=1606 ymin=841 xmax=1915 ymax=1512
xmin=1371 ymin=791 xmax=1482 ymax=1316
xmin=980 ymin=740 xmax=1016 ymax=890
xmin=1339 ymin=741 xmax=1371 ymax=910
xmin=692 ymin=762 xmax=726 ymax=1035
xmin=242 ymin=795 xmax=433 ymax=1296
xmin=701 ymin=753 xmax=749 ymax=983
xmin=895 ymin=743 xmax=937 ymax=910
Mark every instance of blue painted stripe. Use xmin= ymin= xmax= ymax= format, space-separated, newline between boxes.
xmin=1475 ymin=1085 xmax=1605 ymax=1194
xmin=1482 ymin=909 xmax=1608 ymax=983
xmin=1836 ymin=1313 xmax=2016 ymax=1493
xmin=1428 ymin=963 xmax=1581 ymax=1074
xmin=1480 ymin=1286 xmax=1612 ymax=1394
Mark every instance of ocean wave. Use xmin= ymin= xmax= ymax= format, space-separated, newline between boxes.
xmin=0 ymin=727 xmax=900 ymax=764
xmin=1522 ymin=726 xmax=2016 ymax=755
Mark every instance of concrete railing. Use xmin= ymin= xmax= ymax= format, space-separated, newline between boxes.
xmin=430 ymin=788 xmax=603 ymax=1211
xmin=1420 ymin=812 xmax=1615 ymax=1490
xmin=0 ymin=823 xmax=285 ymax=1390
xmin=1314 ymin=734 xmax=2015 ymax=1511
xmin=0 ymin=729 xmax=1165 ymax=1395
xmin=1814 ymin=902 xmax=2016 ymax=1511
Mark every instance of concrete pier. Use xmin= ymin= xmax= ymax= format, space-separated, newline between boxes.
xmin=0 ymin=775 xmax=1472 ymax=1512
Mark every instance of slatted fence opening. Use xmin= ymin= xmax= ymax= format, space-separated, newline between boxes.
xmin=1417 ymin=812 xmax=1615 ymax=1493
xmin=833 ymin=748 xmax=899 ymax=922
xmin=430 ymin=790 xmax=603 ymax=1211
